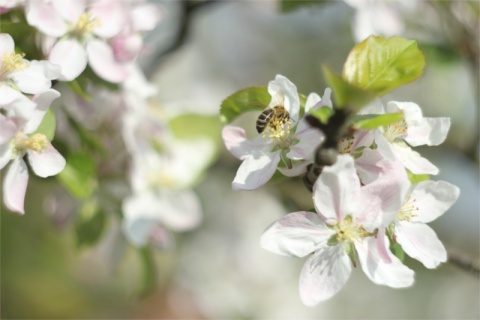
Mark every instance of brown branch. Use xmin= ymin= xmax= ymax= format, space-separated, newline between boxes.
xmin=447 ymin=247 xmax=480 ymax=276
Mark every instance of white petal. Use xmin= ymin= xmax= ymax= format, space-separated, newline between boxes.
xmin=11 ymin=61 xmax=59 ymax=94
xmin=304 ymin=92 xmax=320 ymax=113
xmin=131 ymin=2 xmax=162 ymax=31
xmin=356 ymin=236 xmax=414 ymax=288
xmin=268 ymin=74 xmax=300 ymax=122
xmin=405 ymin=117 xmax=450 ymax=147
xmin=287 ymin=125 xmax=324 ymax=160
xmin=90 ymin=0 xmax=127 ymax=38
xmin=0 ymin=143 xmax=13 ymax=170
xmin=49 ymin=39 xmax=88 ymax=81
xmin=25 ymin=1 xmax=68 ymax=37
xmin=27 ymin=142 xmax=66 ymax=177
xmin=3 ymin=157 xmax=29 ymax=214
xmin=277 ymin=160 xmax=310 ymax=177
xmin=222 ymin=125 xmax=271 ymax=160
xmin=232 ymin=151 xmax=281 ymax=191
xmin=313 ymin=154 xmax=360 ymax=224
xmin=51 ymin=0 xmax=85 ymax=23
xmin=409 ymin=180 xmax=460 ymax=223
xmin=86 ymin=39 xmax=129 ymax=83
xmin=157 ymin=190 xmax=202 ymax=231
xmin=24 ymin=89 xmax=61 ymax=133
xmin=395 ymin=221 xmax=447 ymax=269
xmin=299 ymin=245 xmax=352 ymax=306
xmin=260 ymin=211 xmax=334 ymax=258
xmin=0 ymin=33 xmax=14 ymax=57
xmin=394 ymin=144 xmax=439 ymax=175
xmin=387 ymin=101 xmax=423 ymax=126
xmin=0 ymin=88 xmax=37 ymax=121
xmin=0 ymin=113 xmax=17 ymax=144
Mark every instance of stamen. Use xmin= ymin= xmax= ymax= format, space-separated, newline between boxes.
xmin=398 ymin=195 xmax=419 ymax=221
xmin=338 ymin=137 xmax=354 ymax=154
xmin=331 ymin=215 xmax=369 ymax=243
xmin=383 ymin=119 xmax=408 ymax=142
xmin=74 ymin=12 xmax=102 ymax=35
xmin=15 ymin=133 xmax=48 ymax=153
xmin=1 ymin=51 xmax=28 ymax=76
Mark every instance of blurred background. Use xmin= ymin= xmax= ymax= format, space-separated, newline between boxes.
xmin=1 ymin=0 xmax=479 ymax=319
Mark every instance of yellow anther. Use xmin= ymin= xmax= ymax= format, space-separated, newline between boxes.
xmin=2 ymin=51 xmax=28 ymax=75
xmin=332 ymin=215 xmax=369 ymax=242
xmin=149 ymin=170 xmax=178 ymax=189
xmin=75 ymin=12 xmax=102 ymax=35
xmin=15 ymin=133 xmax=48 ymax=153
xmin=398 ymin=195 xmax=419 ymax=221
xmin=384 ymin=119 xmax=408 ymax=142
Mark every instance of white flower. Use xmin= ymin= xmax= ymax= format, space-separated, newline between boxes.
xmin=222 ymin=75 xmax=329 ymax=191
xmin=260 ymin=155 xmax=414 ymax=305
xmin=391 ymin=180 xmax=460 ymax=268
xmin=0 ymin=89 xmax=65 ymax=214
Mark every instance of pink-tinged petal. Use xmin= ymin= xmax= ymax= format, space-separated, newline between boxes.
xmin=394 ymin=144 xmax=439 ymax=175
xmin=3 ymin=157 xmax=28 ymax=214
xmin=148 ymin=225 xmax=174 ymax=251
xmin=0 ymin=143 xmax=13 ymax=170
xmin=90 ymin=0 xmax=127 ymax=38
xmin=27 ymin=142 xmax=66 ymax=177
xmin=131 ymin=2 xmax=162 ymax=31
xmin=0 ymin=113 xmax=17 ymax=144
xmin=277 ymin=160 xmax=310 ymax=177
xmin=313 ymin=154 xmax=360 ymax=224
xmin=357 ymin=99 xmax=385 ymax=115
xmin=299 ymin=245 xmax=352 ymax=306
xmin=376 ymin=227 xmax=392 ymax=263
xmin=0 ymin=33 xmax=14 ymax=57
xmin=351 ymin=129 xmax=374 ymax=150
xmin=232 ymin=151 xmax=281 ymax=191
xmin=24 ymin=89 xmax=61 ymax=134
xmin=287 ymin=126 xmax=324 ymax=160
xmin=49 ymin=39 xmax=87 ymax=81
xmin=260 ymin=211 xmax=335 ymax=258
xmin=111 ymin=33 xmax=142 ymax=62
xmin=25 ymin=0 xmax=68 ymax=37
xmin=356 ymin=236 xmax=414 ymax=288
xmin=409 ymin=180 xmax=460 ymax=223
xmin=374 ymin=131 xmax=396 ymax=160
xmin=405 ymin=117 xmax=450 ymax=147
xmin=355 ymin=149 xmax=410 ymax=230
xmin=10 ymin=61 xmax=61 ymax=94
xmin=0 ymin=88 xmax=37 ymax=121
xmin=268 ymin=75 xmax=300 ymax=122
xmin=158 ymin=190 xmax=202 ymax=231
xmin=222 ymin=125 xmax=271 ymax=160
xmin=86 ymin=39 xmax=129 ymax=83
xmin=395 ymin=221 xmax=447 ymax=269
xmin=51 ymin=0 xmax=85 ymax=23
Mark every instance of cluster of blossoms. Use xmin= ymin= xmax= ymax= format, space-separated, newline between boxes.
xmin=223 ymin=75 xmax=460 ymax=305
xmin=1 ymin=1 xmax=209 ymax=250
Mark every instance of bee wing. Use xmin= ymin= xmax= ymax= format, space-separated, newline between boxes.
xmin=270 ymin=93 xmax=285 ymax=107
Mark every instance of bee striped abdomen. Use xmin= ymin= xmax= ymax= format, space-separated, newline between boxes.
xmin=256 ymin=108 xmax=275 ymax=133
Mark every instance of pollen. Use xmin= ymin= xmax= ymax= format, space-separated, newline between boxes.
xmin=15 ymin=133 xmax=49 ymax=153
xmin=398 ymin=195 xmax=419 ymax=221
xmin=1 ymin=51 xmax=28 ymax=77
xmin=264 ymin=120 xmax=291 ymax=140
xmin=383 ymin=119 xmax=408 ymax=142
xmin=331 ymin=215 xmax=369 ymax=243
xmin=74 ymin=12 xmax=102 ymax=35
xmin=338 ymin=137 xmax=354 ymax=154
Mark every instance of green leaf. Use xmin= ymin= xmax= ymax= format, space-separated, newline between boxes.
xmin=57 ymin=152 xmax=97 ymax=199
xmin=407 ymin=170 xmax=430 ymax=184
xmin=75 ymin=199 xmax=107 ymax=248
xmin=390 ymin=242 xmax=405 ymax=262
xmin=33 ymin=108 xmax=56 ymax=141
xmin=67 ymin=79 xmax=92 ymax=101
xmin=309 ymin=106 xmax=334 ymax=124
xmin=350 ymin=112 xmax=404 ymax=130
xmin=138 ymin=246 xmax=156 ymax=298
xmin=343 ymin=36 xmax=425 ymax=96
xmin=168 ymin=113 xmax=222 ymax=143
xmin=322 ymin=65 xmax=375 ymax=111
xmin=279 ymin=0 xmax=328 ymax=12
xmin=219 ymin=86 xmax=271 ymax=124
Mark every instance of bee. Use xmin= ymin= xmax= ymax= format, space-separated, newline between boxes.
xmin=256 ymin=105 xmax=290 ymax=134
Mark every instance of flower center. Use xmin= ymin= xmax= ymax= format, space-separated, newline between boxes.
xmin=331 ymin=215 xmax=369 ymax=243
xmin=264 ymin=119 xmax=291 ymax=141
xmin=383 ymin=119 xmax=408 ymax=142
xmin=1 ymin=51 xmax=28 ymax=78
xmin=73 ymin=12 xmax=101 ymax=36
xmin=15 ymin=133 xmax=48 ymax=153
xmin=148 ymin=170 xmax=178 ymax=189
xmin=338 ymin=136 xmax=354 ymax=154
xmin=398 ymin=194 xmax=419 ymax=222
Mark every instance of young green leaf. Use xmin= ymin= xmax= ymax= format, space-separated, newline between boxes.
xmin=309 ymin=106 xmax=334 ymax=124
xmin=57 ymin=152 xmax=98 ymax=199
xmin=350 ymin=112 xmax=404 ymax=130
xmin=322 ymin=65 xmax=375 ymax=111
xmin=220 ymin=86 xmax=271 ymax=124
xmin=33 ymin=108 xmax=56 ymax=141
xmin=407 ymin=169 xmax=430 ymax=184
xmin=343 ymin=36 xmax=425 ymax=96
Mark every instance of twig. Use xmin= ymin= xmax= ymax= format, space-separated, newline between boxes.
xmin=447 ymin=247 xmax=480 ymax=276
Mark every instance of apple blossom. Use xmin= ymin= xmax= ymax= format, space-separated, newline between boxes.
xmin=25 ymin=0 xmax=161 ymax=82
xmin=222 ymin=75 xmax=330 ymax=191
xmin=0 ymin=89 xmax=65 ymax=214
